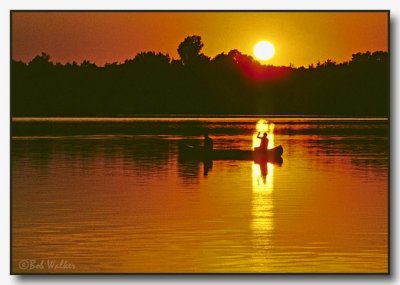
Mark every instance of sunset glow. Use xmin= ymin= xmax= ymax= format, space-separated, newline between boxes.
xmin=12 ymin=12 xmax=388 ymax=67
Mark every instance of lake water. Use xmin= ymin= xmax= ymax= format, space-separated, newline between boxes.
xmin=11 ymin=117 xmax=388 ymax=273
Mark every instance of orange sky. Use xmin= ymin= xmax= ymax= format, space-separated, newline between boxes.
xmin=12 ymin=12 xmax=388 ymax=67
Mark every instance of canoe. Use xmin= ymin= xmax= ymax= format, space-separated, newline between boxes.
xmin=178 ymin=142 xmax=283 ymax=163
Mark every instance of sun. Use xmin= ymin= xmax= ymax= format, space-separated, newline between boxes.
xmin=253 ymin=40 xmax=275 ymax=61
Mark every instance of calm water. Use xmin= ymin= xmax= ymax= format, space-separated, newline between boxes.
xmin=12 ymin=117 xmax=388 ymax=273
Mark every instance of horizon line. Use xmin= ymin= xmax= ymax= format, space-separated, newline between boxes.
xmin=11 ymin=49 xmax=388 ymax=68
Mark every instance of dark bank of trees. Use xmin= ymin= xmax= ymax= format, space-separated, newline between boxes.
xmin=12 ymin=35 xmax=389 ymax=117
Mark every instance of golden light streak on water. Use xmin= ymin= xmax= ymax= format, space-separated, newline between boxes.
xmin=252 ymin=162 xmax=274 ymax=193
xmin=251 ymin=119 xmax=275 ymax=268
xmin=251 ymin=119 xmax=275 ymax=192
xmin=251 ymin=162 xmax=274 ymax=267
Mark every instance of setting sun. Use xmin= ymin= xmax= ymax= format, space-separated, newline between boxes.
xmin=253 ymin=40 xmax=275 ymax=61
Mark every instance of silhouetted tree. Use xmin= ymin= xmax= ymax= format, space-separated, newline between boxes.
xmin=29 ymin=52 xmax=52 ymax=69
xmin=177 ymin=35 xmax=207 ymax=66
xmin=131 ymin=51 xmax=170 ymax=66
xmin=80 ymin=60 xmax=97 ymax=68
xmin=11 ymin=35 xmax=389 ymax=117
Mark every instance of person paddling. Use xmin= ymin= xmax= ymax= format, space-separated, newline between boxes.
xmin=256 ymin=132 xmax=269 ymax=151
xmin=204 ymin=132 xmax=213 ymax=152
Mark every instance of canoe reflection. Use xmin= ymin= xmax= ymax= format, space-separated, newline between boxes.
xmin=252 ymin=162 xmax=276 ymax=192
xmin=203 ymin=159 xmax=213 ymax=176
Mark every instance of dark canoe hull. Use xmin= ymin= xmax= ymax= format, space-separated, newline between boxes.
xmin=179 ymin=143 xmax=283 ymax=164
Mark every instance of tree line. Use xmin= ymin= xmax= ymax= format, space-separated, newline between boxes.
xmin=11 ymin=35 xmax=389 ymax=116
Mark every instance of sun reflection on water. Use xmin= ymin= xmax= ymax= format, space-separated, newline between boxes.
xmin=252 ymin=162 xmax=274 ymax=192
xmin=251 ymin=120 xmax=275 ymax=267
xmin=252 ymin=119 xmax=275 ymax=192
xmin=252 ymin=119 xmax=275 ymax=150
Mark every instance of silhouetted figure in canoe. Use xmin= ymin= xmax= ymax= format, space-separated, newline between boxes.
xmin=204 ymin=133 xmax=213 ymax=152
xmin=256 ymin=132 xmax=269 ymax=151
xmin=203 ymin=133 xmax=213 ymax=173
